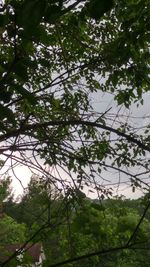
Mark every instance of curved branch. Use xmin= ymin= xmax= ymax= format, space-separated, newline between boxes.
xmin=1 ymin=120 xmax=149 ymax=152
xmin=48 ymin=241 xmax=148 ymax=267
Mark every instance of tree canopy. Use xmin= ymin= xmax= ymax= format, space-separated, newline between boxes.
xmin=0 ymin=0 xmax=150 ymax=197
xmin=3 ymin=178 xmax=150 ymax=267
xmin=0 ymin=0 xmax=150 ymax=265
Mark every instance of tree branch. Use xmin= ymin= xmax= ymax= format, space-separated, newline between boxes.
xmin=126 ymin=200 xmax=150 ymax=246
xmin=48 ymin=241 xmax=148 ymax=267
xmin=0 ymin=120 xmax=149 ymax=152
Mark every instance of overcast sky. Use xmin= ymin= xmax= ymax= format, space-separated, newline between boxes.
xmin=1 ymin=90 xmax=147 ymax=200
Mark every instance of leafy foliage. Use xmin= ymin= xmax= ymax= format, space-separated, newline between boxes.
xmin=0 ymin=0 xmax=150 ymax=198
xmin=1 ymin=0 xmax=150 ymax=265
xmin=4 ymin=179 xmax=150 ymax=267
xmin=0 ymin=215 xmax=26 ymax=245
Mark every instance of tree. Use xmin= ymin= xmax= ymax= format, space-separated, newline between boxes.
xmin=0 ymin=178 xmax=27 ymax=266
xmin=0 ymin=176 xmax=12 ymax=202
xmin=1 ymin=0 xmax=150 ymax=265
xmin=0 ymin=176 xmax=13 ymax=219
xmin=0 ymin=215 xmax=26 ymax=245
xmin=5 ymin=179 xmax=150 ymax=267
xmin=4 ymin=176 xmax=150 ymax=266
xmin=0 ymin=0 xmax=150 ymax=196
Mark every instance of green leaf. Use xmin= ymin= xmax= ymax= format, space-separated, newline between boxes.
xmin=86 ymin=0 xmax=114 ymax=20
xmin=13 ymin=85 xmax=37 ymax=105
xmin=44 ymin=5 xmax=61 ymax=24
xmin=18 ymin=0 xmax=46 ymax=34
xmin=0 ymin=159 xmax=4 ymax=167
xmin=0 ymin=90 xmax=12 ymax=103
xmin=0 ymin=104 xmax=16 ymax=126
xmin=0 ymin=14 xmax=7 ymax=27
xmin=13 ymin=61 xmax=28 ymax=82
